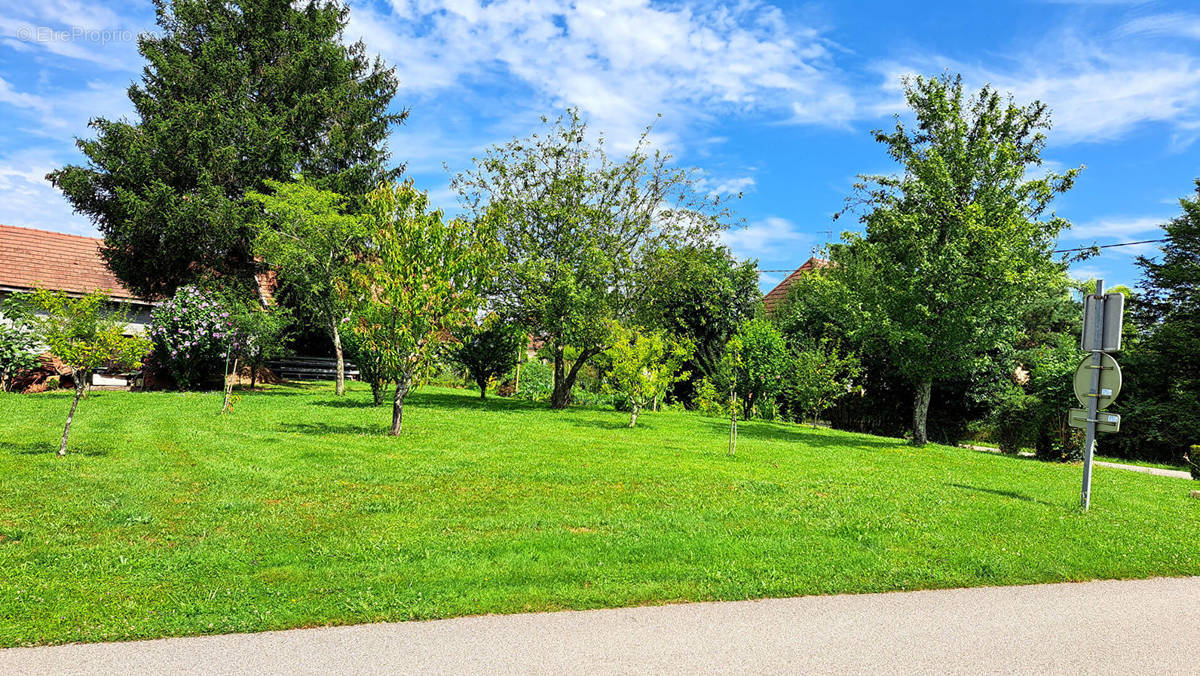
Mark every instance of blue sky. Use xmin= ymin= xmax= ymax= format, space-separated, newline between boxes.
xmin=2 ymin=1 xmax=1198 ymax=292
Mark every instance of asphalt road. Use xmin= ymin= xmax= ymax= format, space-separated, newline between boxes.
xmin=3 ymin=577 xmax=1199 ymax=675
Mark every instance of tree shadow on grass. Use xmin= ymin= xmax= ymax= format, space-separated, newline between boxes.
xmin=696 ymin=418 xmax=904 ymax=451
xmin=278 ymin=422 xmax=379 ymax=436
xmin=307 ymin=391 xmax=549 ymax=415
xmin=3 ymin=440 xmax=109 ymax=457
xmin=947 ymin=482 xmax=1056 ymax=507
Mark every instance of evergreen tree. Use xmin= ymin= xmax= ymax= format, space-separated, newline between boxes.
xmin=49 ymin=0 xmax=404 ymax=298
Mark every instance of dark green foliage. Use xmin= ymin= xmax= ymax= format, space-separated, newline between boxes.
xmin=1103 ymin=182 xmax=1200 ymax=465
xmin=633 ymin=244 xmax=760 ymax=403
xmin=451 ymin=317 xmax=525 ymax=399
xmin=48 ymin=0 xmax=404 ymax=298
xmin=1189 ymin=446 xmax=1198 ymax=480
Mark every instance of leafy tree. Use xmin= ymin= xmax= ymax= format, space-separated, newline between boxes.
xmin=48 ymin=0 xmax=404 ymax=298
xmin=836 ymin=73 xmax=1076 ymax=445
xmin=787 ymin=340 xmax=860 ymax=426
xmin=632 ymin=244 xmax=760 ymax=402
xmin=1108 ymin=181 xmax=1200 ymax=463
xmin=0 ymin=298 xmax=40 ymax=392
xmin=602 ymin=323 xmax=694 ymax=427
xmin=248 ymin=178 xmax=365 ymax=395
xmin=229 ymin=303 xmax=292 ymax=390
xmin=451 ymin=316 xmax=525 ymax=400
xmin=347 ymin=182 xmax=499 ymax=435
xmin=453 ymin=110 xmax=731 ymax=409
xmin=721 ymin=318 xmax=790 ymax=420
xmin=20 ymin=290 xmax=151 ymax=455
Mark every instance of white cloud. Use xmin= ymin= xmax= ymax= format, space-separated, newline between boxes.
xmin=345 ymin=0 xmax=854 ymax=150
xmin=721 ymin=215 xmax=813 ymax=260
xmin=1065 ymin=216 xmax=1166 ymax=241
xmin=873 ymin=35 xmax=1200 ymax=146
xmin=0 ymin=148 xmax=96 ymax=235
xmin=1118 ymin=13 xmax=1200 ymax=40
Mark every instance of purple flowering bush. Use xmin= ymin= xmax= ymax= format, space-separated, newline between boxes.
xmin=148 ymin=286 xmax=244 ymax=390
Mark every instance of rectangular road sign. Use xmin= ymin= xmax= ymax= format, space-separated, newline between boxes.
xmin=1068 ymin=408 xmax=1120 ymax=433
xmin=1081 ymin=292 xmax=1125 ymax=352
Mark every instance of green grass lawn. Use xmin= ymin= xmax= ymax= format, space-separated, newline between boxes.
xmin=1 ymin=383 xmax=1197 ymax=647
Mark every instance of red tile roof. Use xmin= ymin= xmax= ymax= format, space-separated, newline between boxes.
xmin=0 ymin=224 xmax=145 ymax=303
xmin=762 ymin=256 xmax=828 ymax=314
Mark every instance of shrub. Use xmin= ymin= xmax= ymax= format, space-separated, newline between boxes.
xmin=147 ymin=286 xmax=241 ymax=390
xmin=0 ymin=297 xmax=40 ymax=392
xmin=693 ymin=377 xmax=727 ymax=418
xmin=1189 ymin=446 xmax=1199 ymax=481
xmin=510 ymin=361 xmax=553 ymax=401
xmin=44 ymin=376 xmax=60 ymax=391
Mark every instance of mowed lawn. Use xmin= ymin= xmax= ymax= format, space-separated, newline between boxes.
xmin=1 ymin=383 xmax=1197 ymax=647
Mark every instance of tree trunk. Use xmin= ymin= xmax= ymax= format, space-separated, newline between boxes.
xmin=478 ymin=379 xmax=488 ymax=400
xmin=222 ymin=357 xmax=238 ymax=413
xmin=371 ymin=380 xmax=384 ymax=406
xmin=912 ymin=379 xmax=932 ymax=446
xmin=550 ymin=345 xmax=569 ymax=409
xmin=550 ymin=345 xmax=596 ymax=410
xmin=332 ymin=320 xmax=345 ymax=396
xmin=250 ymin=365 xmax=258 ymax=390
xmin=629 ymin=405 xmax=640 ymax=427
xmin=390 ymin=372 xmax=413 ymax=436
xmin=59 ymin=374 xmax=85 ymax=456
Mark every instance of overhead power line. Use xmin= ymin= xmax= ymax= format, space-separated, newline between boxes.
xmin=756 ymin=238 xmax=1168 ymax=274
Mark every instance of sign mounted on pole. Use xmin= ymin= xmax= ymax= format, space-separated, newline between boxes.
xmin=1068 ymin=408 xmax=1121 ymax=433
xmin=1076 ymin=281 xmax=1125 ymax=511
xmin=1072 ymin=353 xmax=1122 ymax=410
xmin=1081 ymin=292 xmax=1124 ymax=352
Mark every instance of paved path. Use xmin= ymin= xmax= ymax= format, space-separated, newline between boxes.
xmin=4 ymin=577 xmax=1199 ymax=675
xmin=1093 ymin=460 xmax=1192 ymax=479
xmin=962 ymin=444 xmax=1193 ymax=480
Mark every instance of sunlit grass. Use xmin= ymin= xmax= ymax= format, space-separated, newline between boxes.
xmin=1 ymin=382 xmax=1197 ymax=647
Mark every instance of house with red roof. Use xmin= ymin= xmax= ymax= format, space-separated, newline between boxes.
xmin=0 ymin=224 xmax=155 ymax=331
xmin=762 ymin=256 xmax=828 ymax=314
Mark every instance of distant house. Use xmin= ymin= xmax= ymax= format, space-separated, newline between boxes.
xmin=0 ymin=224 xmax=155 ymax=332
xmin=762 ymin=256 xmax=828 ymax=314
xmin=0 ymin=224 xmax=159 ymax=388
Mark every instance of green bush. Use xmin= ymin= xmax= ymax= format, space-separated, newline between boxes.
xmin=510 ymin=361 xmax=553 ymax=401
xmin=1189 ymin=445 xmax=1199 ymax=481
xmin=693 ymin=377 xmax=726 ymax=417
xmin=44 ymin=376 xmax=60 ymax=391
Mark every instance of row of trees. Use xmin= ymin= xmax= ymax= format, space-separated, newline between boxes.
xmin=29 ymin=0 xmax=1194 ymax=458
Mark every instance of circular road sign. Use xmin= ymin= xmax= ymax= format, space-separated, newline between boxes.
xmin=1073 ymin=353 xmax=1122 ymax=410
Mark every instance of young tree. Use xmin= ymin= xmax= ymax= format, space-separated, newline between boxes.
xmin=229 ymin=303 xmax=292 ymax=390
xmin=453 ymin=110 xmax=732 ymax=409
xmin=602 ymin=324 xmax=694 ymax=427
xmin=451 ymin=315 xmax=525 ymax=400
xmin=722 ymin=318 xmax=790 ymax=420
xmin=837 ymin=73 xmax=1077 ymax=445
xmin=632 ymin=243 xmax=760 ymax=402
xmin=20 ymin=290 xmax=151 ymax=455
xmin=48 ymin=0 xmax=404 ymax=298
xmin=248 ymin=179 xmax=365 ymax=395
xmin=348 ymin=182 xmax=500 ymax=435
xmin=788 ymin=340 xmax=860 ymax=426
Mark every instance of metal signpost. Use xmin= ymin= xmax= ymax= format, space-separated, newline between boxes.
xmin=1070 ymin=280 xmax=1125 ymax=510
